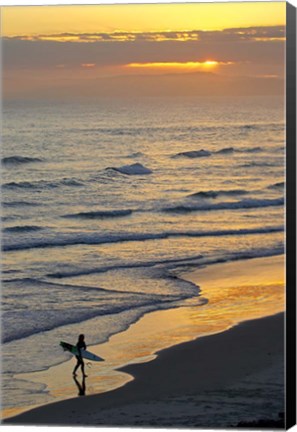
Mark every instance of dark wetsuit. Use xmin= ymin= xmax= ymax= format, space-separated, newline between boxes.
xmin=76 ymin=340 xmax=86 ymax=358
xmin=73 ymin=340 xmax=86 ymax=375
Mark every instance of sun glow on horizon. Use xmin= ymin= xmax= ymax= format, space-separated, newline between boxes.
xmin=124 ymin=60 xmax=233 ymax=72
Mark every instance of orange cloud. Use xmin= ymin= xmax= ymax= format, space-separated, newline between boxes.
xmin=81 ymin=63 xmax=96 ymax=68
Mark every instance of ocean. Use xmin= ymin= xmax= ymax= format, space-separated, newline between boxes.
xmin=1 ymin=95 xmax=285 ymax=413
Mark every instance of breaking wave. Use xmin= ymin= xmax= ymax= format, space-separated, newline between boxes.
xmin=3 ymin=225 xmax=283 ymax=252
xmin=46 ymin=242 xmax=284 ymax=279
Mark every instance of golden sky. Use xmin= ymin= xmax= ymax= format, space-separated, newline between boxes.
xmin=2 ymin=2 xmax=286 ymax=99
xmin=3 ymin=2 xmax=286 ymax=35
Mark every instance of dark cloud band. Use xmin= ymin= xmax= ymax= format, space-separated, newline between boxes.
xmin=4 ymin=25 xmax=285 ymax=43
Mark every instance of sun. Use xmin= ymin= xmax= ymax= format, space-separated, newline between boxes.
xmin=204 ymin=60 xmax=219 ymax=67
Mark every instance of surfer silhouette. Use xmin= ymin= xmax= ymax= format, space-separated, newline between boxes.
xmin=73 ymin=334 xmax=87 ymax=377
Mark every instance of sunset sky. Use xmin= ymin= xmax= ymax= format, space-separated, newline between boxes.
xmin=2 ymin=2 xmax=286 ymax=99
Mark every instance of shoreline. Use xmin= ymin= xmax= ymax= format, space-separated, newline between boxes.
xmin=4 ymin=312 xmax=285 ymax=427
xmin=3 ymin=255 xmax=285 ymax=426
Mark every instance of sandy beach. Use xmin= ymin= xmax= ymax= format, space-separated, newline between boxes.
xmin=5 ymin=313 xmax=284 ymax=428
xmin=4 ymin=255 xmax=285 ymax=428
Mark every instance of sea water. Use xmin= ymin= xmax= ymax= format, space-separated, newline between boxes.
xmin=1 ymin=96 xmax=285 ymax=412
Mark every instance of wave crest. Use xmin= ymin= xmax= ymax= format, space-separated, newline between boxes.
xmin=2 ymin=156 xmax=43 ymax=166
xmin=163 ymin=197 xmax=284 ymax=213
xmin=63 ymin=209 xmax=133 ymax=219
xmin=3 ymin=178 xmax=84 ymax=190
xmin=3 ymin=225 xmax=43 ymax=233
xmin=174 ymin=150 xmax=211 ymax=158
xmin=107 ymin=163 xmax=152 ymax=175
xmin=268 ymin=181 xmax=285 ymax=190
xmin=188 ymin=189 xmax=248 ymax=199
xmin=173 ymin=146 xmax=263 ymax=159
xmin=2 ymin=201 xmax=40 ymax=207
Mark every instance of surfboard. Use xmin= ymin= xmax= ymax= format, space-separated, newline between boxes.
xmin=60 ymin=341 xmax=104 ymax=362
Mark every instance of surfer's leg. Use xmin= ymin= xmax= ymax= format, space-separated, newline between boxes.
xmin=73 ymin=356 xmax=80 ymax=375
xmin=81 ymin=360 xmax=87 ymax=377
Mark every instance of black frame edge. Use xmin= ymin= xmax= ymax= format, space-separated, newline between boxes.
xmin=286 ymin=1 xmax=297 ymax=430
